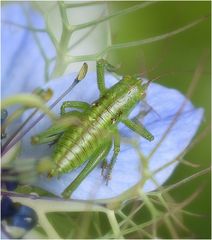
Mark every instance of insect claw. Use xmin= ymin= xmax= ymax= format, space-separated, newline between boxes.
xmin=48 ymin=143 xmax=53 ymax=148
xmin=31 ymin=136 xmax=39 ymax=144
xmin=48 ymin=139 xmax=59 ymax=148
xmin=105 ymin=173 xmax=112 ymax=185
xmin=47 ymin=172 xmax=53 ymax=178
xmin=101 ymin=161 xmax=107 ymax=176
xmin=47 ymin=168 xmax=57 ymax=178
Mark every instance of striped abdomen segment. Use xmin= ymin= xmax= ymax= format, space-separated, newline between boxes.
xmin=52 ymin=118 xmax=108 ymax=174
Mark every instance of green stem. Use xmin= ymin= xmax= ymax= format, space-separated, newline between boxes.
xmin=6 ymin=195 xmax=109 ymax=213
xmin=2 ymin=20 xmax=46 ymax=32
xmin=107 ymin=210 xmax=122 ymax=238
xmin=51 ymin=2 xmax=73 ymax=78
xmin=72 ymin=2 xmax=155 ymax=32
xmin=65 ymin=1 xmax=104 ymax=9
xmin=65 ymin=15 xmax=207 ymax=66
xmin=38 ymin=213 xmax=60 ymax=238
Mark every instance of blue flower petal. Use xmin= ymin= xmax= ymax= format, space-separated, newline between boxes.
xmin=2 ymin=3 xmax=204 ymax=201
xmin=21 ymin=73 xmax=204 ymax=200
xmin=1 ymin=3 xmax=55 ymax=99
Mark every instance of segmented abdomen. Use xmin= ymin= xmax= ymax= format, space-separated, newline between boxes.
xmin=53 ymin=112 xmax=108 ymax=173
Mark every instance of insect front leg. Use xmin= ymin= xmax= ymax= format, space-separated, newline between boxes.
xmin=104 ymin=128 xmax=121 ymax=185
xmin=60 ymin=101 xmax=90 ymax=115
xmin=96 ymin=59 xmax=119 ymax=96
xmin=62 ymin=140 xmax=112 ymax=199
xmin=121 ymin=118 xmax=154 ymax=142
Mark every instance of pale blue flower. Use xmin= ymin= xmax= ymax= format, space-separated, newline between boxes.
xmin=2 ymin=2 xmax=204 ymax=202
xmin=2 ymin=3 xmax=54 ymax=98
xmin=21 ymin=73 xmax=204 ymax=200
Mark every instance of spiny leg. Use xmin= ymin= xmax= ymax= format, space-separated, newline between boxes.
xmin=97 ymin=59 xmax=107 ymax=96
xmin=96 ymin=59 xmax=119 ymax=96
xmin=101 ymin=157 xmax=107 ymax=176
xmin=60 ymin=100 xmax=90 ymax=115
xmin=105 ymin=128 xmax=121 ymax=185
xmin=121 ymin=118 xmax=154 ymax=142
xmin=62 ymin=141 xmax=112 ymax=199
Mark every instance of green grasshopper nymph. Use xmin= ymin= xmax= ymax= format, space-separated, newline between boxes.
xmin=31 ymin=59 xmax=154 ymax=199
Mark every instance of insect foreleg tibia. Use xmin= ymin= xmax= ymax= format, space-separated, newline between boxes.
xmin=97 ymin=59 xmax=119 ymax=96
xmin=97 ymin=59 xmax=108 ymax=95
xmin=62 ymin=141 xmax=112 ymax=199
xmin=60 ymin=101 xmax=90 ymax=115
xmin=121 ymin=118 xmax=154 ymax=142
xmin=105 ymin=129 xmax=121 ymax=185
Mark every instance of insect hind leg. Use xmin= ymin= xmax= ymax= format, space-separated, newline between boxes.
xmin=101 ymin=158 xmax=108 ymax=176
xmin=62 ymin=140 xmax=112 ymax=199
xmin=105 ymin=128 xmax=121 ymax=185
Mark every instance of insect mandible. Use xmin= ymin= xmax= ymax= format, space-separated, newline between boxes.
xmin=31 ymin=59 xmax=154 ymax=198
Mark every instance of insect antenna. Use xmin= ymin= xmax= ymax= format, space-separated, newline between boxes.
xmin=139 ymin=69 xmax=184 ymax=121
xmin=139 ymin=72 xmax=172 ymax=120
xmin=141 ymin=70 xmax=178 ymax=87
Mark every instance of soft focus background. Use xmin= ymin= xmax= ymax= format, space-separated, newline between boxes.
xmin=1 ymin=1 xmax=211 ymax=239
xmin=109 ymin=1 xmax=210 ymax=238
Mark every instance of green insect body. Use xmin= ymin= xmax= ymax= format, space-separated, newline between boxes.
xmin=32 ymin=60 xmax=154 ymax=198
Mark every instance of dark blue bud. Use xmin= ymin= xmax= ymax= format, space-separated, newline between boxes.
xmin=1 ymin=196 xmax=17 ymax=220
xmin=9 ymin=205 xmax=38 ymax=230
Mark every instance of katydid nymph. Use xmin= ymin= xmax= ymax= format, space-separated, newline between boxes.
xmin=31 ymin=59 xmax=154 ymax=199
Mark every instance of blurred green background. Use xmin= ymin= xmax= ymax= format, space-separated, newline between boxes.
xmin=2 ymin=1 xmax=210 ymax=239
xmin=109 ymin=1 xmax=210 ymax=238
